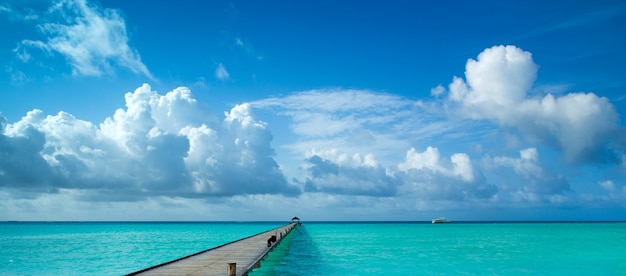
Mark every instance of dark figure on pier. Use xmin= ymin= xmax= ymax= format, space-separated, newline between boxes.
xmin=267 ymin=235 xmax=277 ymax=247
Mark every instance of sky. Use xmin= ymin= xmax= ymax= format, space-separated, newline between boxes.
xmin=1 ymin=0 xmax=625 ymax=221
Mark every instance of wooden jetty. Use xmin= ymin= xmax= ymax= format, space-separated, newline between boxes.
xmin=127 ymin=223 xmax=297 ymax=276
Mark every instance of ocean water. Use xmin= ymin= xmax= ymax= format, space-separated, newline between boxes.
xmin=1 ymin=222 xmax=625 ymax=275
xmin=253 ymin=222 xmax=626 ymax=275
xmin=0 ymin=222 xmax=284 ymax=275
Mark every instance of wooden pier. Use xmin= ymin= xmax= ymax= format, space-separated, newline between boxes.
xmin=127 ymin=223 xmax=297 ymax=276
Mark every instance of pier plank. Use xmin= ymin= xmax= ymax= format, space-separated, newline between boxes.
xmin=128 ymin=223 xmax=296 ymax=276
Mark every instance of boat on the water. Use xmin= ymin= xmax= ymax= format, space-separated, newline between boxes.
xmin=432 ymin=217 xmax=451 ymax=224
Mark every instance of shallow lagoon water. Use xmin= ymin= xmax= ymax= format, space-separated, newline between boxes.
xmin=0 ymin=222 xmax=283 ymax=275
xmin=254 ymin=222 xmax=626 ymax=275
xmin=2 ymin=221 xmax=625 ymax=275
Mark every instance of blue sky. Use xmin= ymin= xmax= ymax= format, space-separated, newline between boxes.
xmin=1 ymin=0 xmax=625 ymax=221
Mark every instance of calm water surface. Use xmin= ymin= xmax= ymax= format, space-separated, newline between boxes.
xmin=0 ymin=222 xmax=284 ymax=275
xmin=253 ymin=222 xmax=626 ymax=275
xmin=2 ymin=222 xmax=625 ymax=275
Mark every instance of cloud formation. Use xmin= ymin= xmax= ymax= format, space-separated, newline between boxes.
xmin=302 ymin=150 xmax=399 ymax=196
xmin=398 ymin=147 xmax=496 ymax=201
xmin=17 ymin=0 xmax=152 ymax=78
xmin=443 ymin=45 xmax=620 ymax=164
xmin=1 ymin=44 xmax=624 ymax=220
xmin=0 ymin=84 xmax=297 ymax=201
xmin=234 ymin=36 xmax=264 ymax=61
xmin=251 ymin=90 xmax=499 ymax=201
xmin=250 ymin=88 xmax=456 ymax=166
xmin=484 ymin=148 xmax=570 ymax=203
xmin=243 ymin=45 xmax=624 ymax=213
xmin=215 ymin=63 xmax=230 ymax=81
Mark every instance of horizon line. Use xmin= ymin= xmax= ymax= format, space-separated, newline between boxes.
xmin=3 ymin=220 xmax=626 ymax=223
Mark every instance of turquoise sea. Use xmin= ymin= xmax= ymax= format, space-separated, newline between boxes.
xmin=1 ymin=222 xmax=625 ymax=275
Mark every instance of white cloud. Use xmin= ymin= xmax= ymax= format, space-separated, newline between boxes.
xmin=18 ymin=0 xmax=152 ymax=78
xmin=492 ymin=148 xmax=542 ymax=179
xmin=485 ymin=148 xmax=570 ymax=197
xmin=579 ymin=180 xmax=626 ymax=208
xmin=248 ymin=88 xmax=505 ymax=202
xmin=301 ymin=152 xmax=399 ymax=196
xmin=446 ymin=45 xmax=620 ymax=164
xmin=253 ymin=88 xmax=409 ymax=115
xmin=599 ymin=180 xmax=615 ymax=191
xmin=215 ymin=63 xmax=230 ymax=81
xmin=398 ymin=147 xmax=475 ymax=182
xmin=464 ymin=45 xmax=536 ymax=107
xmin=2 ymin=43 xmax=624 ymax=220
xmin=0 ymin=3 xmax=41 ymax=22
xmin=0 ymin=84 xmax=297 ymax=201
xmin=397 ymin=147 xmax=496 ymax=200
xmin=430 ymin=85 xmax=445 ymax=97
xmin=398 ymin=147 xmax=441 ymax=173
xmin=250 ymin=88 xmax=458 ymax=166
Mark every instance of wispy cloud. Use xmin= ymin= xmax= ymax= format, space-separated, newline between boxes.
xmin=249 ymin=88 xmax=502 ymax=199
xmin=517 ymin=3 xmax=626 ymax=40
xmin=251 ymin=88 xmax=488 ymax=163
xmin=5 ymin=67 xmax=30 ymax=86
xmin=234 ymin=36 xmax=263 ymax=61
xmin=2 ymin=44 xmax=624 ymax=219
xmin=17 ymin=0 xmax=153 ymax=78
xmin=215 ymin=63 xmax=231 ymax=81
xmin=252 ymin=89 xmax=418 ymax=165
xmin=0 ymin=3 xmax=42 ymax=21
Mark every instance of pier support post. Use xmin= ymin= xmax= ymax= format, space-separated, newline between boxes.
xmin=227 ymin=263 xmax=236 ymax=276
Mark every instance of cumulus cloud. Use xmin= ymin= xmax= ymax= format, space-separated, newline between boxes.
xmin=0 ymin=120 xmax=62 ymax=197
xmin=250 ymin=89 xmax=492 ymax=200
xmin=484 ymin=148 xmax=570 ymax=200
xmin=248 ymin=88 xmax=503 ymax=201
xmin=17 ymin=0 xmax=152 ymax=78
xmin=0 ymin=84 xmax=297 ymax=201
xmin=444 ymin=45 xmax=621 ymax=164
xmin=301 ymin=150 xmax=399 ymax=196
xmin=397 ymin=146 xmax=496 ymax=201
xmin=399 ymin=147 xmax=474 ymax=182
xmin=3 ymin=43 xmax=624 ymax=219
xmin=578 ymin=180 xmax=626 ymax=208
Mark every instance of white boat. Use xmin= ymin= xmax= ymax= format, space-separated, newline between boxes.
xmin=432 ymin=217 xmax=451 ymax=224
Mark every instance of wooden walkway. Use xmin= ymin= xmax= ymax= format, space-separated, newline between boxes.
xmin=127 ymin=223 xmax=297 ymax=276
